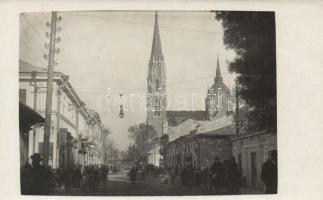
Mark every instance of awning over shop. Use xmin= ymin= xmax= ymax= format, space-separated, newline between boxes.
xmin=19 ymin=102 xmax=45 ymax=133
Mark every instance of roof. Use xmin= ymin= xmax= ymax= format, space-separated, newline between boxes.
xmin=167 ymin=119 xmax=201 ymax=142
xmin=215 ymin=54 xmax=222 ymax=81
xmin=167 ymin=115 xmax=235 ymax=144
xmin=208 ymin=56 xmax=230 ymax=94
xmin=196 ymin=115 xmax=234 ymax=135
xmin=166 ymin=110 xmax=207 ymax=127
xmin=19 ymin=102 xmax=45 ymax=132
xmin=19 ymin=60 xmax=63 ymax=75
xmin=19 ymin=60 xmax=48 ymax=73
xmin=150 ymin=12 xmax=163 ymax=64
xmin=197 ymin=124 xmax=236 ymax=137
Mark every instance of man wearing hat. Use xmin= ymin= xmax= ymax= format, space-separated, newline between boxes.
xmin=261 ymin=150 xmax=278 ymax=194
xmin=28 ymin=153 xmax=53 ymax=195
xmin=210 ymin=156 xmax=225 ymax=193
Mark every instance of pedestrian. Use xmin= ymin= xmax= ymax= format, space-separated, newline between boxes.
xmin=81 ymin=166 xmax=90 ymax=193
xmin=200 ymin=165 xmax=209 ymax=193
xmin=101 ymin=165 xmax=108 ymax=188
xmin=64 ymin=166 xmax=73 ymax=192
xmin=28 ymin=153 xmax=53 ymax=195
xmin=261 ymin=150 xmax=278 ymax=194
xmin=56 ymin=167 xmax=63 ymax=188
xmin=20 ymin=162 xmax=32 ymax=194
xmin=224 ymin=156 xmax=241 ymax=194
xmin=128 ymin=166 xmax=137 ymax=184
xmin=210 ymin=156 xmax=225 ymax=193
xmin=170 ymin=167 xmax=176 ymax=184
xmin=75 ymin=165 xmax=82 ymax=188
xmin=89 ymin=165 xmax=97 ymax=191
xmin=94 ymin=164 xmax=99 ymax=190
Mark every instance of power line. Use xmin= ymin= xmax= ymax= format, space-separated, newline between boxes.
xmin=70 ymin=71 xmax=234 ymax=95
xmin=20 ymin=28 xmax=44 ymax=51
xmin=61 ymin=12 xmax=223 ymax=36
xmin=33 ymin=14 xmax=48 ymax=34
xmin=21 ymin=14 xmax=47 ymax=44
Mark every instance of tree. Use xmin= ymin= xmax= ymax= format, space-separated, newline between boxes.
xmin=215 ymin=11 xmax=277 ymax=132
xmin=127 ymin=123 xmax=157 ymax=162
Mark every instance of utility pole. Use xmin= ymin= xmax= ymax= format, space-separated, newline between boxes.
xmin=43 ymin=11 xmax=59 ymax=167
xmin=32 ymin=71 xmax=38 ymax=154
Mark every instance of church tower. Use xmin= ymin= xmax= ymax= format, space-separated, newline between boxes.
xmin=147 ymin=12 xmax=167 ymax=137
xmin=205 ymin=55 xmax=232 ymax=120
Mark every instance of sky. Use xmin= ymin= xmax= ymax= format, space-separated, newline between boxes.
xmin=20 ymin=11 xmax=236 ymax=150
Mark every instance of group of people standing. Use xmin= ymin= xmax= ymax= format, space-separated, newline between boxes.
xmin=177 ymin=156 xmax=241 ymax=194
xmin=163 ymin=151 xmax=277 ymax=195
xmin=21 ymin=153 xmax=110 ymax=195
xmin=21 ymin=153 xmax=55 ymax=195
xmin=56 ymin=163 xmax=109 ymax=193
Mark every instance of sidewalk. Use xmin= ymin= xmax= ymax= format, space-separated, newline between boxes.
xmin=143 ymin=174 xmax=264 ymax=195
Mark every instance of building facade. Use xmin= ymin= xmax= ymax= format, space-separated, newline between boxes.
xmin=19 ymin=60 xmax=104 ymax=168
xmin=166 ymin=117 xmax=235 ymax=171
xmin=231 ymin=131 xmax=277 ymax=190
xmin=19 ymin=102 xmax=45 ymax=166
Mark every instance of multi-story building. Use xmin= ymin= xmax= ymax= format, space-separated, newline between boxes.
xmin=19 ymin=60 xmax=104 ymax=168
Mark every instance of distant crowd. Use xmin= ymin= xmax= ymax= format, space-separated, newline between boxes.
xmin=127 ymin=150 xmax=277 ymax=195
xmin=21 ymin=150 xmax=277 ymax=195
xmin=21 ymin=153 xmax=113 ymax=195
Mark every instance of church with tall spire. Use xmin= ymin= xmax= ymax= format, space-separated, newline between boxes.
xmin=147 ymin=12 xmax=167 ymax=137
xmin=205 ymin=55 xmax=233 ymax=120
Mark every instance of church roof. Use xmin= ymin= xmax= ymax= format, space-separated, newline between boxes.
xmin=149 ymin=12 xmax=164 ymax=64
xmin=208 ymin=56 xmax=231 ymax=94
xmin=166 ymin=110 xmax=207 ymax=127
xmin=215 ymin=54 xmax=222 ymax=81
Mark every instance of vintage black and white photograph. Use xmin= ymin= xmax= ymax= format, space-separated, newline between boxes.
xmin=19 ymin=10 xmax=277 ymax=196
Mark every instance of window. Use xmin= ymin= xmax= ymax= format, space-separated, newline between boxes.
xmin=19 ymin=89 xmax=27 ymax=104
xmin=210 ymin=99 xmax=215 ymax=109
xmin=238 ymin=154 xmax=242 ymax=171
xmin=156 ymin=79 xmax=159 ymax=91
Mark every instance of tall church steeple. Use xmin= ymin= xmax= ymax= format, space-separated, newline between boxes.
xmin=206 ymin=54 xmax=232 ymax=120
xmin=215 ymin=54 xmax=223 ymax=83
xmin=147 ymin=11 xmax=167 ymax=137
xmin=150 ymin=12 xmax=164 ymax=65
